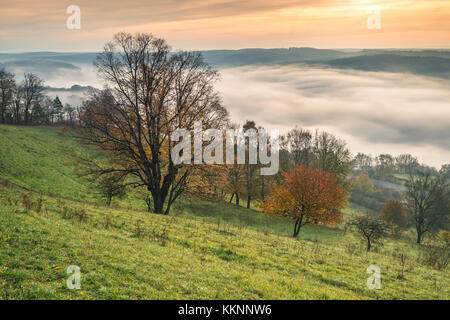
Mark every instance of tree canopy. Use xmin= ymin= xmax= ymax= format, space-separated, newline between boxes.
xmin=262 ymin=164 xmax=346 ymax=237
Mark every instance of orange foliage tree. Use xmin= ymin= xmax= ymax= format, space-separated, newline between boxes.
xmin=262 ymin=165 xmax=346 ymax=237
xmin=379 ymin=200 xmax=408 ymax=228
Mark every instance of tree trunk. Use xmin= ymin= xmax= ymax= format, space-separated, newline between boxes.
xmin=25 ymin=107 xmax=29 ymax=125
xmin=235 ymin=193 xmax=240 ymax=205
xmin=164 ymin=202 xmax=172 ymax=215
xmin=229 ymin=193 xmax=235 ymax=203
xmin=293 ymin=217 xmax=303 ymax=237
xmin=261 ymin=176 xmax=265 ymax=201
xmin=416 ymin=221 xmax=423 ymax=243
xmin=247 ymin=195 xmax=251 ymax=209
xmin=153 ymin=196 xmax=164 ymax=213
xmin=145 ymin=196 xmax=152 ymax=212
xmin=150 ymin=188 xmax=166 ymax=214
xmin=367 ymin=239 xmax=371 ymax=251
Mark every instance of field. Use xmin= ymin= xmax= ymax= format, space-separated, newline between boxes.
xmin=0 ymin=125 xmax=448 ymax=299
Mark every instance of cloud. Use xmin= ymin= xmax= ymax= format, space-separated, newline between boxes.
xmin=217 ymin=65 xmax=450 ymax=167
xmin=1 ymin=0 xmax=450 ymax=51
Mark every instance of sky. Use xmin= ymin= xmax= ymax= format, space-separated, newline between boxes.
xmin=1 ymin=0 xmax=450 ymax=52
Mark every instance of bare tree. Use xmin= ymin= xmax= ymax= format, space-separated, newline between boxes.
xmin=395 ymin=154 xmax=419 ymax=174
xmin=243 ymin=120 xmax=258 ymax=208
xmin=353 ymin=152 xmax=373 ymax=173
xmin=64 ymin=104 xmax=76 ymax=125
xmin=348 ymin=214 xmax=388 ymax=251
xmin=405 ymin=172 xmax=448 ymax=243
xmin=12 ymin=83 xmax=23 ymax=124
xmin=80 ymin=32 xmax=228 ymax=214
xmin=286 ymin=126 xmax=312 ymax=166
xmin=374 ymin=154 xmax=395 ymax=180
xmin=0 ymin=69 xmax=15 ymax=124
xmin=98 ymin=174 xmax=128 ymax=206
xmin=21 ymin=73 xmax=44 ymax=124
xmin=312 ymin=130 xmax=352 ymax=190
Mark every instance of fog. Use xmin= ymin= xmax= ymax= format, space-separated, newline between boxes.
xmin=24 ymin=63 xmax=450 ymax=168
xmin=217 ymin=65 xmax=450 ymax=168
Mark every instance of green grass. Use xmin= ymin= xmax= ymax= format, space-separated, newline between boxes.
xmin=0 ymin=125 xmax=100 ymax=201
xmin=0 ymin=125 xmax=448 ymax=299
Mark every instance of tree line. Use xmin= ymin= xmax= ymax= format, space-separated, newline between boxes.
xmin=352 ymin=152 xmax=447 ymax=181
xmin=0 ymin=70 xmax=81 ymax=126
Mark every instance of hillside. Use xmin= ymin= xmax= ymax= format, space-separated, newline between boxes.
xmin=0 ymin=125 xmax=448 ymax=299
xmin=2 ymin=50 xmax=450 ymax=79
xmin=307 ymin=54 xmax=450 ymax=79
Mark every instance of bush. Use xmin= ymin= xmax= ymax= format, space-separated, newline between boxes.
xmin=347 ymin=213 xmax=388 ymax=251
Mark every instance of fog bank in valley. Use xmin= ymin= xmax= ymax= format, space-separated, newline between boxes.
xmin=10 ymin=60 xmax=448 ymax=168
xmin=217 ymin=65 xmax=450 ymax=168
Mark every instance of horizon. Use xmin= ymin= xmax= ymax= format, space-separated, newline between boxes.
xmin=1 ymin=1 xmax=450 ymax=51
xmin=3 ymin=47 xmax=450 ymax=54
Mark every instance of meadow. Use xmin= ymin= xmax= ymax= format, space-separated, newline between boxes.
xmin=0 ymin=125 xmax=448 ymax=299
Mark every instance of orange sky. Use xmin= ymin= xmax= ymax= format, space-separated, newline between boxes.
xmin=0 ymin=0 xmax=449 ymax=51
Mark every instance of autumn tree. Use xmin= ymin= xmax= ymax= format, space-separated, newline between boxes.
xmin=262 ymin=165 xmax=346 ymax=237
xmin=80 ymin=32 xmax=228 ymax=214
xmin=352 ymin=173 xmax=375 ymax=195
xmin=379 ymin=200 xmax=408 ymax=235
xmin=279 ymin=128 xmax=352 ymax=192
xmin=348 ymin=213 xmax=388 ymax=251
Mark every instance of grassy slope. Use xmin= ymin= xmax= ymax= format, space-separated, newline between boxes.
xmin=0 ymin=125 xmax=448 ymax=299
xmin=0 ymin=126 xmax=100 ymax=201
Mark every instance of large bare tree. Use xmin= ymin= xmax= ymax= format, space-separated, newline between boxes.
xmin=81 ymin=33 xmax=228 ymax=214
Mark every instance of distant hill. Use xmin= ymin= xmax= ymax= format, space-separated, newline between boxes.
xmin=2 ymin=49 xmax=450 ymax=79
xmin=44 ymin=84 xmax=97 ymax=92
xmin=0 ymin=52 xmax=97 ymax=65
xmin=359 ymin=49 xmax=450 ymax=59
xmin=201 ymin=47 xmax=357 ymax=67
xmin=305 ymin=54 xmax=450 ymax=78
xmin=1 ymin=59 xmax=80 ymax=78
